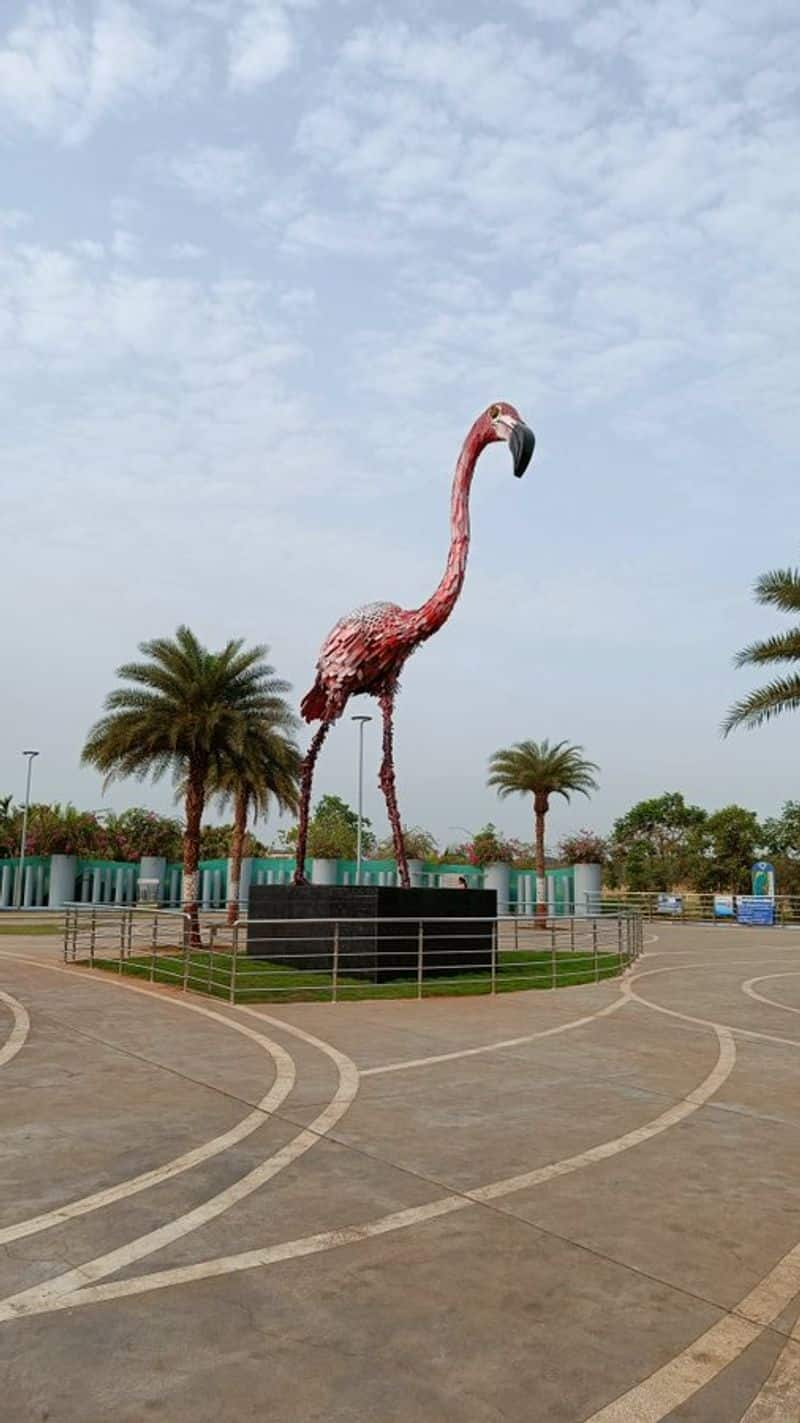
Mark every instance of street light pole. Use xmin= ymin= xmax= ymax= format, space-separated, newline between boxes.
xmin=351 ymin=716 xmax=372 ymax=886
xmin=16 ymin=750 xmax=39 ymax=910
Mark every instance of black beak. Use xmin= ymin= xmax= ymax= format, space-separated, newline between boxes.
xmin=509 ymin=421 xmax=535 ymax=478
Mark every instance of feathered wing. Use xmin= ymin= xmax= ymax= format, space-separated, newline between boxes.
xmin=301 ymin=603 xmax=409 ymax=723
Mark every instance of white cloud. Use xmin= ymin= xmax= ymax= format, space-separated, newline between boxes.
xmin=167 ymin=144 xmax=259 ymax=204
xmin=0 ymin=0 xmax=198 ymax=143
xmin=110 ymin=228 xmax=139 ymax=261
xmin=228 ymin=1 xmax=293 ymax=90
xmin=168 ymin=241 xmax=206 ymax=260
xmin=72 ymin=238 xmax=105 ymax=259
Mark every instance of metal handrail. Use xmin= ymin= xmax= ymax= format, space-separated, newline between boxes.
xmin=64 ymin=907 xmax=642 ymax=1005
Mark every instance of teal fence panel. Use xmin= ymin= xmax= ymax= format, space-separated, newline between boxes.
xmin=0 ymin=855 xmax=50 ymax=908
xmin=76 ymin=859 xmax=138 ymax=906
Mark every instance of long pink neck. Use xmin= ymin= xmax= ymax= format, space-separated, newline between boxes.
xmin=413 ymin=418 xmax=488 ymax=638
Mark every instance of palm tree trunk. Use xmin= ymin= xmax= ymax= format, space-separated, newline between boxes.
xmin=534 ymin=792 xmax=548 ymax=926
xmin=183 ymin=758 xmax=207 ymax=948
xmin=227 ymin=789 xmax=248 ymax=926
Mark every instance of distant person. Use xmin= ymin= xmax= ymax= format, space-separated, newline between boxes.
xmin=458 ymin=875 xmax=468 ymax=890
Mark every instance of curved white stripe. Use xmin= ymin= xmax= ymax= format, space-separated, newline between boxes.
xmin=0 ymin=996 xmax=359 ymax=1323
xmin=0 ymin=986 xmax=296 ymax=1246
xmin=0 ymin=1019 xmax=734 ymax=1319
xmin=362 ymin=992 xmax=628 ymax=1076
xmin=0 ymin=990 xmax=30 ymax=1069
xmin=740 ymin=1336 xmax=800 ymax=1422
xmin=743 ymin=972 xmax=800 ymax=1016
xmin=626 ymin=964 xmax=800 ymax=1050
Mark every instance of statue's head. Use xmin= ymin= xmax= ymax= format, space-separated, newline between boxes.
xmin=483 ymin=402 xmax=535 ymax=478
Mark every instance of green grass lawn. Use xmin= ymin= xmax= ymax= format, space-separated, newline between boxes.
xmin=87 ymin=948 xmax=626 ymax=1003
xmin=0 ymin=921 xmax=62 ymax=936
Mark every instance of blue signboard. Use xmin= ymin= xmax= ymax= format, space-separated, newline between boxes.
xmin=737 ymin=896 xmax=774 ymax=926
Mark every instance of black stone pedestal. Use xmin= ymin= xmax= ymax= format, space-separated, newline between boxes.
xmin=246 ymin=884 xmax=497 ymax=984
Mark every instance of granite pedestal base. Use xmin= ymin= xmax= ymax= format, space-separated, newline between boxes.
xmin=246 ymin=884 xmax=497 ymax=983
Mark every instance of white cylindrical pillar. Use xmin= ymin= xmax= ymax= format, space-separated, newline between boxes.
xmin=406 ymin=858 xmax=424 ymax=888
xmin=484 ymin=862 xmax=510 ymax=914
xmin=573 ymin=863 xmax=602 ymax=917
xmin=311 ymin=857 xmax=337 ymax=886
xmin=0 ymin=864 xmax=11 ymax=907
xmin=139 ymin=856 xmax=166 ymax=903
xmin=48 ymin=854 xmax=77 ymax=909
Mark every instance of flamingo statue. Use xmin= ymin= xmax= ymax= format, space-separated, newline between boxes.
xmin=295 ymin=401 xmax=535 ymax=888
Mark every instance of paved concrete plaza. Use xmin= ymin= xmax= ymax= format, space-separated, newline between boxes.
xmin=1 ymin=924 xmax=799 ymax=1421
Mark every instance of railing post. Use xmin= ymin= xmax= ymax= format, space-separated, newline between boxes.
xmin=593 ymin=917 xmax=599 ymax=981
xmin=569 ymin=916 xmax=575 ymax=952
xmin=150 ymin=911 xmax=158 ymax=982
xmin=617 ymin=915 xmax=623 ymax=962
xmin=207 ymin=927 xmax=215 ymax=995
xmin=182 ymin=914 xmax=191 ymax=992
xmin=490 ymin=919 xmax=497 ymax=996
xmin=229 ymin=921 xmax=238 ymax=1004
xmin=332 ymin=921 xmax=339 ymax=1004
xmin=417 ymin=920 xmax=424 ymax=1000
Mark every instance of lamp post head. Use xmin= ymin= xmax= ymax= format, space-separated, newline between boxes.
xmin=22 ymin=750 xmax=39 ymax=758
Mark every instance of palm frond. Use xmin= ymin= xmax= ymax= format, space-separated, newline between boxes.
xmin=722 ymin=674 xmax=800 ymax=734
xmin=733 ymin=628 xmax=800 ymax=667
xmin=754 ymin=568 xmax=800 ymax=613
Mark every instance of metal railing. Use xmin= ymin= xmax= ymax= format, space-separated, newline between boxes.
xmin=595 ymin=891 xmax=800 ymax=925
xmin=64 ymin=906 xmax=642 ymax=1004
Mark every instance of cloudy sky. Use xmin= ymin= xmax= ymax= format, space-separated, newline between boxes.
xmin=1 ymin=0 xmax=799 ymax=850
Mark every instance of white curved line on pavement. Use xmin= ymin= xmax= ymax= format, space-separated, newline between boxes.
xmin=739 ymin=1335 xmax=800 ymax=1422
xmin=0 ymin=1018 xmax=733 ymax=1319
xmin=625 ymin=963 xmax=800 ymax=1050
xmin=576 ymin=968 xmax=800 ymax=1423
xmin=742 ymin=971 xmax=800 ymax=1017
xmin=0 ymin=956 xmax=360 ymax=1321
xmin=581 ymin=1238 xmax=800 ymax=1422
xmin=362 ymin=992 xmax=629 ymax=1076
xmin=0 ymin=977 xmax=296 ymax=1246
xmin=0 ymin=990 xmax=30 ymax=1069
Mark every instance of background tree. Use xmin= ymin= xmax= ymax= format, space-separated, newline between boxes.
xmin=609 ymin=792 xmax=706 ymax=890
xmin=82 ymin=626 xmax=290 ymax=943
xmin=103 ymin=808 xmax=183 ymax=862
xmin=761 ymin=801 xmax=800 ymax=895
xmin=285 ymin=795 xmax=375 ymax=862
xmin=488 ymin=740 xmax=599 ymax=921
xmin=687 ymin=805 xmax=761 ymax=892
xmin=557 ymin=829 xmax=608 ymax=866
xmin=375 ymin=826 xmax=439 ymax=861
xmin=210 ymin=716 xmax=300 ymax=923
xmin=724 ymin=566 xmax=800 ymax=732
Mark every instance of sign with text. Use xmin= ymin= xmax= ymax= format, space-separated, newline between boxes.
xmin=736 ymin=896 xmax=774 ymax=926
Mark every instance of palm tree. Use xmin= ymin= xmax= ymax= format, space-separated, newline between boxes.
xmin=723 ymin=567 xmax=800 ymax=733
xmin=210 ymin=716 xmax=300 ymax=925
xmin=82 ymin=626 xmax=292 ymax=943
xmin=488 ymin=740 xmax=599 ymax=922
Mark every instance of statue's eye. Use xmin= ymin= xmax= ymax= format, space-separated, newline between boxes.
xmin=489 ymin=404 xmax=500 ymax=419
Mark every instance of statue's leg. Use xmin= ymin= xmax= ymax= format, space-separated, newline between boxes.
xmin=294 ymin=722 xmax=331 ymax=885
xmin=378 ymin=690 xmax=410 ymax=889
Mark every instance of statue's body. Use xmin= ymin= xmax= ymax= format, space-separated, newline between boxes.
xmin=295 ymin=402 xmax=535 ymax=887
